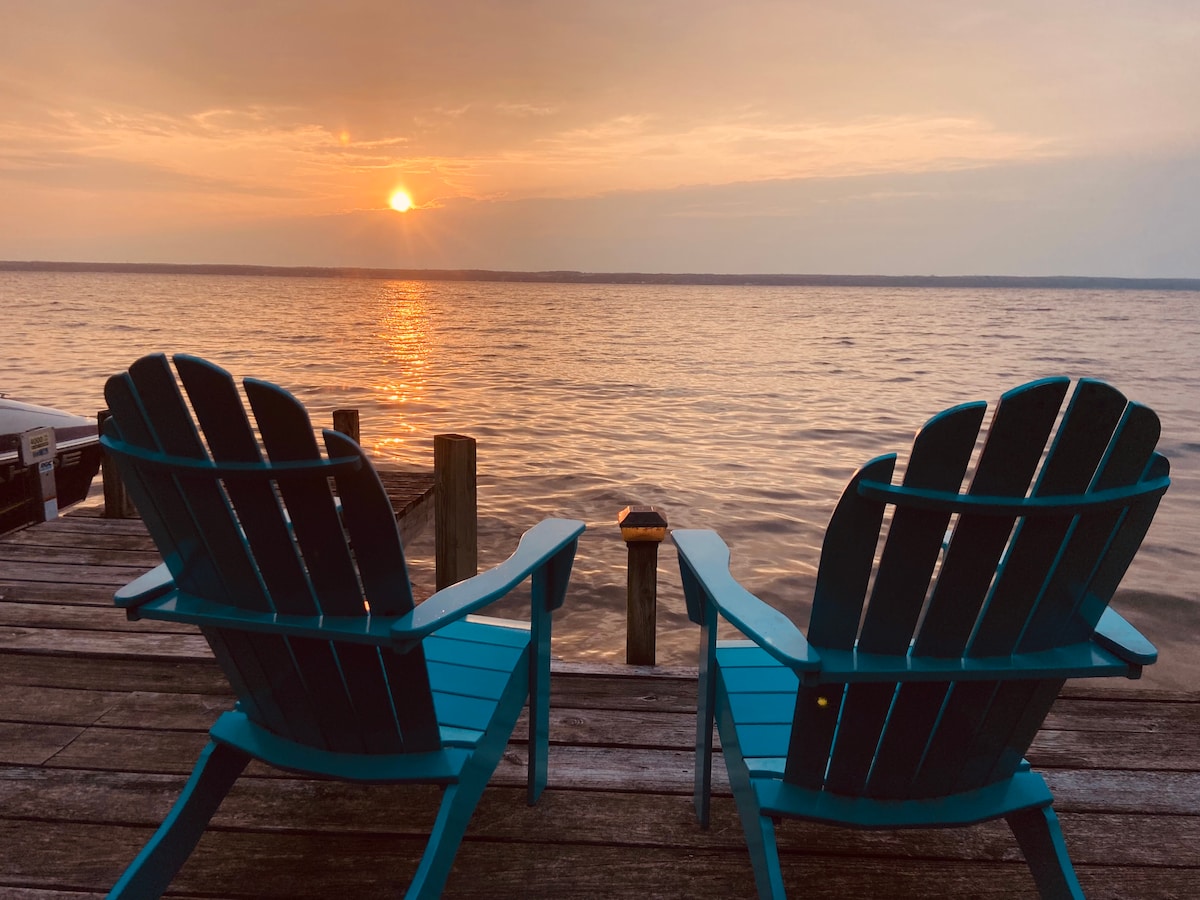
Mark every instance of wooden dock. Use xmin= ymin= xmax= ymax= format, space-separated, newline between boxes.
xmin=1 ymin=508 xmax=1198 ymax=898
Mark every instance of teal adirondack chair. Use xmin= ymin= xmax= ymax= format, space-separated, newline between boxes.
xmin=674 ymin=378 xmax=1169 ymax=899
xmin=100 ymin=354 xmax=585 ymax=898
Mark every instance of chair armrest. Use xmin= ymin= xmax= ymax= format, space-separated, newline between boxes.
xmin=114 ymin=563 xmax=176 ymax=613
xmin=1094 ymin=606 xmax=1158 ymax=666
xmin=115 ymin=520 xmax=583 ymax=646
xmin=391 ymin=518 xmax=586 ymax=643
xmin=672 ymin=529 xmax=820 ymax=672
xmin=121 ymin=588 xmax=400 ymax=644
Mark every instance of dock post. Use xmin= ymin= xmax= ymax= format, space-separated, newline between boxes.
xmin=435 ymin=434 xmax=478 ymax=589
xmin=98 ymin=410 xmax=137 ymax=519
xmin=332 ymin=409 xmax=361 ymax=443
xmin=618 ymin=505 xmax=668 ymax=666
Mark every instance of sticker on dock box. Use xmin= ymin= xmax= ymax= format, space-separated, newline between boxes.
xmin=19 ymin=427 xmax=56 ymax=465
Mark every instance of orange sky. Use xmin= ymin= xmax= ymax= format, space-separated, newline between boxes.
xmin=1 ymin=2 xmax=1198 ymax=275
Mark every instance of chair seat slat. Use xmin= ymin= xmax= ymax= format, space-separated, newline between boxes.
xmin=433 ymin=692 xmax=507 ymax=733
xmin=429 ymin=620 xmax=531 ymax=648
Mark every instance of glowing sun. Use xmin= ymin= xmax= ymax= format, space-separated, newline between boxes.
xmin=389 ymin=189 xmax=414 ymax=212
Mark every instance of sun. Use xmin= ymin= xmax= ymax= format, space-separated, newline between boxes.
xmin=389 ymin=189 xmax=414 ymax=212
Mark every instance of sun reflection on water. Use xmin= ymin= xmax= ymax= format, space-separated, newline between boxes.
xmin=371 ymin=281 xmax=432 ymax=458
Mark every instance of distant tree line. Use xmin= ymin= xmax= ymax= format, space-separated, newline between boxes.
xmin=2 ymin=260 xmax=1197 ymax=291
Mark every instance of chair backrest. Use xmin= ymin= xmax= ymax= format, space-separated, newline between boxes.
xmin=787 ymin=377 xmax=1169 ymax=800
xmin=103 ymin=353 xmax=441 ymax=754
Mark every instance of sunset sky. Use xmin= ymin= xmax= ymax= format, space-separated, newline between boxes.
xmin=2 ymin=1 xmax=1198 ymax=275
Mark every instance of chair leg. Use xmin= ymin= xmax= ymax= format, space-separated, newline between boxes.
xmin=406 ymin=655 xmax=533 ymax=899
xmin=1006 ymin=806 xmax=1086 ymax=900
xmin=695 ymin=671 xmax=715 ymax=827
xmin=726 ymin=769 xmax=787 ymax=899
xmin=717 ymin=699 xmax=787 ymax=899
xmin=694 ymin=622 xmax=718 ymax=827
xmin=528 ymin=607 xmax=552 ymax=805
xmin=405 ymin=781 xmax=484 ymax=900
xmin=109 ymin=740 xmax=249 ymax=898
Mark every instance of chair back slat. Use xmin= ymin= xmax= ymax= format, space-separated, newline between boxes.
xmin=324 ymin=428 xmax=434 ymax=752
xmin=807 ymin=455 xmax=896 ymax=648
xmin=324 ymin=429 xmax=416 ymax=616
xmin=244 ymin=379 xmax=364 ymax=615
xmin=784 ymin=455 xmax=892 ymax=788
xmin=824 ymin=402 xmax=983 ymax=795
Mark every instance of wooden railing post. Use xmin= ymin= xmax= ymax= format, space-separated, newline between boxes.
xmin=618 ymin=505 xmax=668 ymax=666
xmin=435 ymin=434 xmax=478 ymax=590
xmin=98 ymin=410 xmax=137 ymax=519
xmin=332 ymin=408 xmax=361 ymax=443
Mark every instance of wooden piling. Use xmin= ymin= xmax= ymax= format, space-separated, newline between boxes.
xmin=331 ymin=408 xmax=361 ymax=444
xmin=435 ymin=433 xmax=478 ymax=590
xmin=618 ymin=505 xmax=668 ymax=666
xmin=97 ymin=410 xmax=137 ymax=519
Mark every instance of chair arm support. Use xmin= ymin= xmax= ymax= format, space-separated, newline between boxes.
xmin=672 ymin=529 xmax=820 ymax=672
xmin=391 ymin=518 xmax=586 ymax=644
xmin=1094 ymin=606 xmax=1158 ymax=666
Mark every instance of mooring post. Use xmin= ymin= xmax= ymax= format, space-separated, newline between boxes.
xmin=618 ymin=505 xmax=669 ymax=666
xmin=98 ymin=410 xmax=137 ymax=518
xmin=435 ymin=433 xmax=478 ymax=590
xmin=332 ymin=408 xmax=361 ymax=444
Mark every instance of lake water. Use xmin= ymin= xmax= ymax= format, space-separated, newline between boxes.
xmin=4 ymin=271 xmax=1198 ymax=679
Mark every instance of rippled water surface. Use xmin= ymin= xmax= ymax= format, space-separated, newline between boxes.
xmin=5 ymin=272 xmax=1198 ymax=666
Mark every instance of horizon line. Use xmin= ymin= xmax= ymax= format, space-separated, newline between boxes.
xmin=3 ymin=259 xmax=1199 ymax=290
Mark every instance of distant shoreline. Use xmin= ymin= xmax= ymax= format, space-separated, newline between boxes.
xmin=3 ymin=259 xmax=1199 ymax=291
